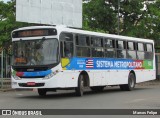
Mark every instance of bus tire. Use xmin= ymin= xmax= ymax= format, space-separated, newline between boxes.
xmin=120 ymin=73 xmax=136 ymax=91
xmin=90 ymin=86 xmax=105 ymax=91
xmin=38 ymin=89 xmax=47 ymax=96
xmin=75 ymin=74 xmax=84 ymax=96
xmin=126 ymin=73 xmax=136 ymax=91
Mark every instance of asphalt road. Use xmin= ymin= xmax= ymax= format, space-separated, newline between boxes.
xmin=0 ymin=81 xmax=160 ymax=117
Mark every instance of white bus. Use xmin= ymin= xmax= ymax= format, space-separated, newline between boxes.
xmin=11 ymin=25 xmax=156 ymax=96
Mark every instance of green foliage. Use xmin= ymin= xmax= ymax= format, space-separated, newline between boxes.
xmin=147 ymin=0 xmax=160 ymax=39
xmin=0 ymin=0 xmax=31 ymax=46
xmin=83 ymin=0 xmax=160 ymax=42
xmin=1 ymin=0 xmax=160 ymax=48
xmin=120 ymin=0 xmax=144 ymax=37
xmin=83 ymin=0 xmax=117 ymax=34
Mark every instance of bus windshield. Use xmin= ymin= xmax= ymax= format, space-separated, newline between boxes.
xmin=12 ymin=38 xmax=59 ymax=66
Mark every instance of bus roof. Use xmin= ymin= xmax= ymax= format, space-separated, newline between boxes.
xmin=12 ymin=25 xmax=154 ymax=43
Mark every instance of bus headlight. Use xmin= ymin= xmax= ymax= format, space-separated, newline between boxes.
xmin=43 ymin=70 xmax=58 ymax=80
xmin=12 ymin=75 xmax=21 ymax=80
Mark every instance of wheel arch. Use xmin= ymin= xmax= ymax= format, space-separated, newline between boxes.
xmin=78 ymin=71 xmax=90 ymax=87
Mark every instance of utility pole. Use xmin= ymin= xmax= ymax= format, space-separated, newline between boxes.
xmin=1 ymin=50 xmax=3 ymax=88
xmin=118 ymin=0 xmax=120 ymax=35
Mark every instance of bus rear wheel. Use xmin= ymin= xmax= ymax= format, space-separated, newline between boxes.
xmin=38 ymin=89 xmax=47 ymax=96
xmin=75 ymin=75 xmax=84 ymax=96
xmin=127 ymin=73 xmax=136 ymax=91
xmin=120 ymin=73 xmax=136 ymax=91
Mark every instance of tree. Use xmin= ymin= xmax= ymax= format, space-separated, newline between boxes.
xmin=145 ymin=0 xmax=160 ymax=39
xmin=0 ymin=0 xmax=31 ymax=46
xmin=119 ymin=0 xmax=145 ymax=37
xmin=83 ymin=0 xmax=160 ymax=41
xmin=83 ymin=0 xmax=118 ymax=34
xmin=1 ymin=0 xmax=160 ymax=45
xmin=144 ymin=0 xmax=160 ymax=51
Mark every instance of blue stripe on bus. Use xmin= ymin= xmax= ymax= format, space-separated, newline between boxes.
xmin=64 ymin=57 xmax=153 ymax=70
xmin=23 ymin=70 xmax=52 ymax=77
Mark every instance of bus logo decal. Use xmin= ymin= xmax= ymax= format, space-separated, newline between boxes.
xmin=86 ymin=59 xmax=94 ymax=68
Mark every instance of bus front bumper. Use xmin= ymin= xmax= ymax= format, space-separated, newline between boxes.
xmin=11 ymin=77 xmax=60 ymax=89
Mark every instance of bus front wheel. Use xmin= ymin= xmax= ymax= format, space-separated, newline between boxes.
xmin=75 ymin=75 xmax=84 ymax=96
xmin=38 ymin=89 xmax=47 ymax=96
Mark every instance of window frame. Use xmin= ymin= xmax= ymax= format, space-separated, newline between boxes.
xmin=136 ymin=42 xmax=145 ymax=60
xmin=59 ymin=31 xmax=154 ymax=60
xmin=75 ymin=34 xmax=91 ymax=57
xmin=104 ymin=38 xmax=116 ymax=58
xmin=91 ymin=36 xmax=104 ymax=58
xmin=59 ymin=32 xmax=74 ymax=58
xmin=144 ymin=43 xmax=154 ymax=60
xmin=116 ymin=39 xmax=127 ymax=59
xmin=126 ymin=41 xmax=137 ymax=59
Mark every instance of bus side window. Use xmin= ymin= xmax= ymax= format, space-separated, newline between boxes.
xmin=104 ymin=38 xmax=115 ymax=58
xmin=76 ymin=34 xmax=91 ymax=57
xmin=77 ymin=35 xmax=90 ymax=46
xmin=60 ymin=32 xmax=74 ymax=58
xmin=127 ymin=41 xmax=137 ymax=59
xmin=137 ymin=42 xmax=145 ymax=60
xmin=116 ymin=40 xmax=126 ymax=58
xmin=145 ymin=43 xmax=153 ymax=60
xmin=64 ymin=42 xmax=73 ymax=58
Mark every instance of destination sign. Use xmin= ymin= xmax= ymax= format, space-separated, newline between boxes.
xmin=12 ymin=29 xmax=57 ymax=38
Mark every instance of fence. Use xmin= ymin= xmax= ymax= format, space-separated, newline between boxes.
xmin=156 ymin=53 xmax=160 ymax=80
xmin=0 ymin=78 xmax=11 ymax=91
xmin=1 ymin=50 xmax=11 ymax=77
xmin=0 ymin=50 xmax=12 ymax=91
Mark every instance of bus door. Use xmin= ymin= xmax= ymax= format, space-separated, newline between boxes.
xmin=60 ymin=33 xmax=73 ymax=68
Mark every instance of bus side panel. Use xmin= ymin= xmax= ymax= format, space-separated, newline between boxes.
xmin=135 ymin=70 xmax=156 ymax=83
xmin=59 ymin=71 xmax=79 ymax=88
xmin=102 ymin=71 xmax=108 ymax=86
xmin=88 ymin=71 xmax=94 ymax=86
xmin=89 ymin=71 xmax=108 ymax=86
xmin=91 ymin=70 xmax=129 ymax=86
xmin=58 ymin=70 xmax=95 ymax=88
xmin=93 ymin=71 xmax=103 ymax=86
xmin=107 ymin=70 xmax=128 ymax=85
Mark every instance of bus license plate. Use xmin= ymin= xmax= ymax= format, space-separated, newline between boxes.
xmin=27 ymin=82 xmax=36 ymax=86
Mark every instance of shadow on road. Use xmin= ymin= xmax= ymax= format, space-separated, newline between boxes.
xmin=14 ymin=86 xmax=152 ymax=99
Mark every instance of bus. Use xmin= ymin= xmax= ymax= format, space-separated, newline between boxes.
xmin=11 ymin=25 xmax=156 ymax=96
